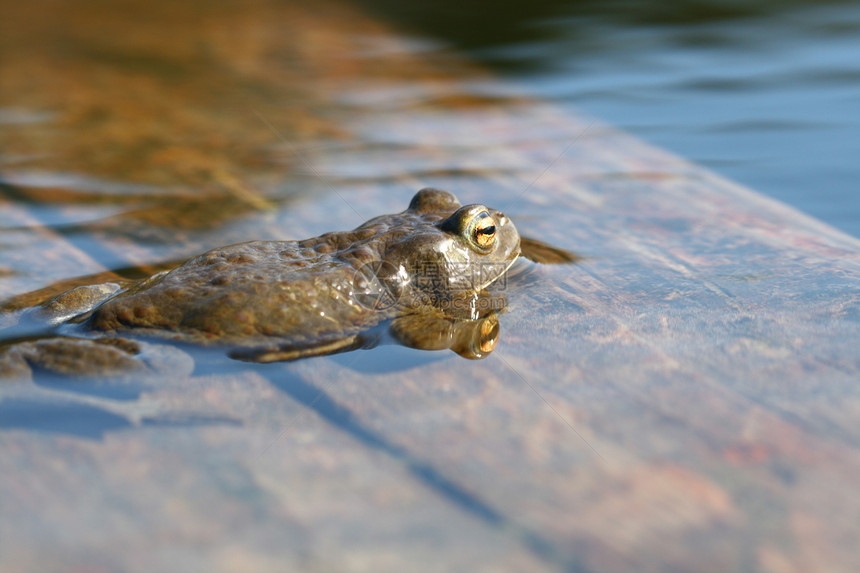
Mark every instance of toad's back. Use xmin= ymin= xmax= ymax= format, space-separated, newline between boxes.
xmin=88 ymin=240 xmax=377 ymax=344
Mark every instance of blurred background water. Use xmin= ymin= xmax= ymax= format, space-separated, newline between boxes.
xmin=363 ymin=0 xmax=860 ymax=238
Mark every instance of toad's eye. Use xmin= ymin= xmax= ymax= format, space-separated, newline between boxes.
xmin=470 ymin=211 xmax=496 ymax=251
xmin=439 ymin=204 xmax=499 ymax=253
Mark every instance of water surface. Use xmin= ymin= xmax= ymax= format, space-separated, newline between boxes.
xmin=363 ymin=0 xmax=860 ymax=237
xmin=2 ymin=1 xmax=860 ymax=571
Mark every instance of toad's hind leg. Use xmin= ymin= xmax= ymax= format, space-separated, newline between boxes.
xmin=228 ymin=334 xmax=372 ymax=363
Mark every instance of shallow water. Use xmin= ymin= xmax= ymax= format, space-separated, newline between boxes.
xmin=2 ymin=1 xmax=860 ymax=570
xmin=0 ymin=0 xmax=587 ymax=439
xmin=362 ymin=0 xmax=860 ymax=238
xmin=0 ymin=0 xmax=856 ymax=459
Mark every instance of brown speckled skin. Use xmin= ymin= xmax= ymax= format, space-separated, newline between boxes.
xmin=85 ymin=189 xmax=520 ymax=351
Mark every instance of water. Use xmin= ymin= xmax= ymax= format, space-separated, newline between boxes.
xmin=364 ymin=0 xmax=860 ymax=237
xmin=2 ymin=1 xmax=860 ymax=570
xmin=1 ymin=0 xmax=857 ymax=438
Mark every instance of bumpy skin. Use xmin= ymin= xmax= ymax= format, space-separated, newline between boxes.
xmin=85 ymin=189 xmax=521 ymax=352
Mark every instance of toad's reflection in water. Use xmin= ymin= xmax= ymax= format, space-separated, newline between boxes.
xmin=235 ymin=290 xmax=506 ymax=363
xmin=0 ymin=189 xmax=577 ymax=379
xmin=0 ymin=293 xmax=503 ymax=383
xmin=391 ymin=296 xmax=503 ymax=360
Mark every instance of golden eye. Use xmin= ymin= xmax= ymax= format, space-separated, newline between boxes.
xmin=471 ymin=212 xmax=496 ymax=250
